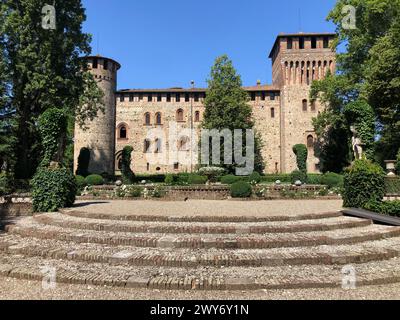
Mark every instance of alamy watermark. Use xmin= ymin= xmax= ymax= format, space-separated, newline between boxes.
xmin=342 ymin=265 xmax=357 ymax=290
xmin=40 ymin=265 xmax=57 ymax=290
xmin=144 ymin=122 xmax=255 ymax=175
xmin=342 ymin=5 xmax=357 ymax=30
xmin=42 ymin=4 xmax=56 ymax=30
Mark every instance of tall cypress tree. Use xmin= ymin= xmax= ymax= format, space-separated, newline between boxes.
xmin=202 ymin=55 xmax=265 ymax=174
xmin=0 ymin=0 xmax=103 ymax=179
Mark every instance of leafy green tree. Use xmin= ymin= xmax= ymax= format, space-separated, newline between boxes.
xmin=0 ymin=0 xmax=104 ymax=179
xmin=202 ymin=55 xmax=265 ymax=174
xmin=311 ymin=0 xmax=400 ymax=170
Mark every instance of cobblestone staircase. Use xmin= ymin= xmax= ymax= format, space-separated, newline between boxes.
xmin=1 ymin=209 xmax=400 ymax=291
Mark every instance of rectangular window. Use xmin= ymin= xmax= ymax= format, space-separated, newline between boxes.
xmin=287 ymin=38 xmax=293 ymax=50
xmin=251 ymin=92 xmax=256 ymax=101
xmin=174 ymin=163 xmax=179 ymax=170
xmin=176 ymin=93 xmax=180 ymax=102
xmin=299 ymin=37 xmax=305 ymax=49
xmin=323 ymin=37 xmax=330 ymax=49
xmin=147 ymin=163 xmax=150 ymax=171
xmin=167 ymin=93 xmax=171 ymax=102
xmin=311 ymin=37 xmax=317 ymax=49
xmin=271 ymin=108 xmax=275 ymax=118
xmin=261 ymin=92 xmax=266 ymax=101
xmin=157 ymin=94 xmax=162 ymax=102
xmin=148 ymin=94 xmax=153 ymax=102
xmin=92 ymin=58 xmax=98 ymax=69
xmin=103 ymin=60 xmax=108 ymax=70
xmin=270 ymin=93 xmax=275 ymax=101
xmin=120 ymin=95 xmax=124 ymax=102
xmin=185 ymin=93 xmax=190 ymax=102
xmin=129 ymin=94 xmax=133 ymax=102
xmin=139 ymin=93 xmax=143 ymax=101
xmin=194 ymin=93 xmax=199 ymax=102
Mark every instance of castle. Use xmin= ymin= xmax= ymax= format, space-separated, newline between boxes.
xmin=74 ymin=32 xmax=336 ymax=176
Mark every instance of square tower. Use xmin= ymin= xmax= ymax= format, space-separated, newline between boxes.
xmin=269 ymin=33 xmax=336 ymax=173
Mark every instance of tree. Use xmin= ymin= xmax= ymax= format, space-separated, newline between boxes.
xmin=202 ymin=55 xmax=265 ymax=174
xmin=121 ymin=146 xmax=135 ymax=184
xmin=311 ymin=0 xmax=400 ymax=171
xmin=0 ymin=0 xmax=104 ymax=179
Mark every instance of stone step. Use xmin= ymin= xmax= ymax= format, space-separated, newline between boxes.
xmin=6 ymin=218 xmax=400 ymax=249
xmin=1 ymin=234 xmax=400 ymax=268
xmin=0 ymin=250 xmax=400 ymax=290
xmin=61 ymin=209 xmax=343 ymax=223
xmin=33 ymin=213 xmax=372 ymax=235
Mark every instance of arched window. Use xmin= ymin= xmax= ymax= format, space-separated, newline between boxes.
xmin=176 ymin=109 xmax=184 ymax=122
xmin=302 ymin=99 xmax=308 ymax=111
xmin=307 ymin=135 xmax=314 ymax=149
xmin=144 ymin=113 xmax=151 ymax=125
xmin=115 ymin=151 xmax=123 ymax=170
xmin=119 ymin=126 xmax=127 ymax=139
xmin=195 ymin=111 xmax=200 ymax=122
xmin=155 ymin=138 xmax=162 ymax=153
xmin=144 ymin=139 xmax=151 ymax=153
xmin=155 ymin=112 xmax=162 ymax=125
xmin=178 ymin=136 xmax=190 ymax=151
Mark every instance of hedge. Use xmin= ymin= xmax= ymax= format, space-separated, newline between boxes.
xmin=75 ymin=175 xmax=87 ymax=189
xmin=221 ymin=175 xmax=244 ymax=185
xmin=85 ymin=174 xmax=104 ymax=186
xmin=188 ymin=174 xmax=208 ymax=185
xmin=291 ymin=170 xmax=307 ymax=184
xmin=249 ymin=172 xmax=261 ymax=184
xmin=321 ymin=172 xmax=344 ymax=189
xmin=364 ymin=200 xmax=400 ymax=217
xmin=31 ymin=167 xmax=77 ymax=212
xmin=230 ymin=181 xmax=253 ymax=198
xmin=343 ymin=159 xmax=386 ymax=208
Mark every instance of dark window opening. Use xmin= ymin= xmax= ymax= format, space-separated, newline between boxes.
xmin=287 ymin=38 xmax=293 ymax=49
xmin=139 ymin=93 xmax=143 ymax=101
xmin=176 ymin=94 xmax=180 ymax=102
xmin=302 ymin=99 xmax=308 ymax=111
xmin=119 ymin=126 xmax=127 ymax=139
xmin=185 ymin=93 xmax=190 ymax=102
xmin=270 ymin=93 xmax=275 ymax=101
xmin=311 ymin=37 xmax=317 ymax=49
xmin=120 ymin=95 xmax=124 ymax=102
xmin=156 ymin=112 xmax=162 ymax=125
xmin=194 ymin=93 xmax=199 ymax=102
xmin=261 ymin=92 xmax=266 ymax=101
xmin=144 ymin=140 xmax=151 ymax=153
xmin=195 ymin=111 xmax=200 ymax=122
xmin=271 ymin=108 xmax=275 ymax=118
xmin=251 ymin=92 xmax=256 ymax=101
xmin=299 ymin=37 xmax=305 ymax=49
xmin=176 ymin=109 xmax=184 ymax=122
xmin=148 ymin=94 xmax=153 ymax=102
xmin=103 ymin=60 xmax=108 ymax=70
xmin=147 ymin=163 xmax=150 ymax=171
xmin=174 ymin=163 xmax=179 ymax=170
xmin=323 ymin=37 xmax=330 ymax=49
xmin=145 ymin=113 xmax=151 ymax=125
xmin=157 ymin=94 xmax=162 ymax=102
xmin=92 ymin=58 xmax=98 ymax=69
xmin=167 ymin=93 xmax=171 ymax=102
xmin=129 ymin=94 xmax=133 ymax=102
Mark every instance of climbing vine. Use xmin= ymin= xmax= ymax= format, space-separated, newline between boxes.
xmin=344 ymin=100 xmax=376 ymax=160
xmin=122 ymin=146 xmax=135 ymax=184
xmin=38 ymin=108 xmax=68 ymax=167
xmin=292 ymin=144 xmax=308 ymax=173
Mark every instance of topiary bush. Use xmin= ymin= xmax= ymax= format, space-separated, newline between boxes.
xmin=321 ymin=172 xmax=344 ymax=189
xmin=221 ymin=175 xmax=243 ymax=185
xmin=121 ymin=146 xmax=135 ymax=184
xmin=164 ymin=174 xmax=174 ymax=185
xmin=292 ymin=144 xmax=308 ymax=173
xmin=75 ymin=175 xmax=87 ymax=190
xmin=188 ymin=174 xmax=208 ymax=185
xmin=249 ymin=172 xmax=261 ymax=184
xmin=230 ymin=181 xmax=253 ymax=198
xmin=85 ymin=174 xmax=104 ymax=186
xmin=76 ymin=147 xmax=91 ymax=177
xmin=290 ymin=170 xmax=307 ymax=184
xmin=31 ymin=167 xmax=77 ymax=212
xmin=343 ymin=159 xmax=386 ymax=208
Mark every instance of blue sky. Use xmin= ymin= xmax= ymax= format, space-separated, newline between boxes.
xmin=82 ymin=0 xmax=337 ymax=90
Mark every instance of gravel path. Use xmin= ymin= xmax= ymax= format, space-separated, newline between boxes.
xmin=0 ymin=276 xmax=399 ymax=300
xmin=70 ymin=200 xmax=343 ymax=217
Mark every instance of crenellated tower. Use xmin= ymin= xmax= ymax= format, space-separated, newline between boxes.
xmin=74 ymin=56 xmax=121 ymax=175
xmin=269 ymin=33 xmax=336 ymax=173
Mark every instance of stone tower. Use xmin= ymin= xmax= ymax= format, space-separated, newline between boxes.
xmin=74 ymin=56 xmax=121 ymax=175
xmin=269 ymin=33 xmax=336 ymax=173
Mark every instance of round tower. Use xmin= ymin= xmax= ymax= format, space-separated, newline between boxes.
xmin=74 ymin=55 xmax=121 ymax=176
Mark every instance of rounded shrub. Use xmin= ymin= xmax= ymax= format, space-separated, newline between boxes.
xmin=321 ymin=172 xmax=344 ymax=189
xmin=249 ymin=172 xmax=261 ymax=184
xmin=307 ymin=174 xmax=323 ymax=185
xmin=221 ymin=175 xmax=243 ymax=185
xmin=31 ymin=167 xmax=77 ymax=212
xmin=343 ymin=159 xmax=386 ymax=209
xmin=188 ymin=174 xmax=208 ymax=185
xmin=164 ymin=174 xmax=174 ymax=185
xmin=85 ymin=174 xmax=104 ymax=186
xmin=75 ymin=175 xmax=87 ymax=189
xmin=230 ymin=181 xmax=253 ymax=198
xmin=290 ymin=170 xmax=307 ymax=184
